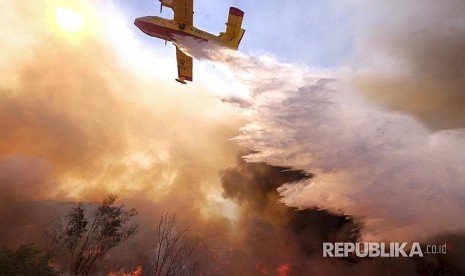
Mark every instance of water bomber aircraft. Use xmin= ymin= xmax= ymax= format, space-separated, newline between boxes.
xmin=134 ymin=0 xmax=245 ymax=84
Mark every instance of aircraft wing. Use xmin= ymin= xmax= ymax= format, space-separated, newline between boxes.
xmin=171 ymin=0 xmax=193 ymax=25
xmin=175 ymin=46 xmax=192 ymax=83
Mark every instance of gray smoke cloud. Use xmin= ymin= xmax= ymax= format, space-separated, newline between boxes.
xmin=349 ymin=0 xmax=465 ymax=129
xmin=201 ymin=153 xmax=420 ymax=276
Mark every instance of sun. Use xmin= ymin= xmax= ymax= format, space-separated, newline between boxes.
xmin=55 ymin=7 xmax=84 ymax=33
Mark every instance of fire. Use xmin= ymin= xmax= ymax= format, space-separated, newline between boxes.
xmin=108 ymin=265 xmax=142 ymax=276
xmin=277 ymin=263 xmax=290 ymax=276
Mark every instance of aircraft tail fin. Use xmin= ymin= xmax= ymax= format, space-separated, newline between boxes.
xmin=219 ymin=7 xmax=245 ymax=50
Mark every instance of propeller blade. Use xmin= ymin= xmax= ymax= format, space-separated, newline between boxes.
xmin=159 ymin=0 xmax=163 ymax=13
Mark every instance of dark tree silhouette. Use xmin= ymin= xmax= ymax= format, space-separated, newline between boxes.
xmin=143 ymin=212 xmax=196 ymax=276
xmin=0 ymin=244 xmax=59 ymax=276
xmin=45 ymin=195 xmax=138 ymax=276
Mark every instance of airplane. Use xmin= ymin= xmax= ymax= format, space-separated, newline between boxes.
xmin=134 ymin=0 xmax=245 ymax=84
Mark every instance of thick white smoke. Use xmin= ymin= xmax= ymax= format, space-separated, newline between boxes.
xmin=177 ymin=36 xmax=465 ymax=242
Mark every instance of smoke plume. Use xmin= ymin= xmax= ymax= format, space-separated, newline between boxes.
xmin=350 ymin=0 xmax=465 ymax=129
xmin=175 ymin=0 xmax=465 ymax=243
xmin=0 ymin=0 xmax=243 ymax=254
xmin=196 ymin=153 xmax=420 ymax=275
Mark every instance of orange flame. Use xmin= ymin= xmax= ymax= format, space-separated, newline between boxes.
xmin=277 ymin=263 xmax=290 ymax=276
xmin=108 ymin=265 xmax=142 ymax=276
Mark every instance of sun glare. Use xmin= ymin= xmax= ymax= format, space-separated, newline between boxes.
xmin=55 ymin=7 xmax=84 ymax=33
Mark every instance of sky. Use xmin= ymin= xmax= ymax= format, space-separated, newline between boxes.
xmin=1 ymin=0 xmax=465 ymax=275
xmin=118 ymin=0 xmax=355 ymax=67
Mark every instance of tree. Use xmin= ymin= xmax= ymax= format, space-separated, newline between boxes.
xmin=0 ymin=244 xmax=60 ymax=276
xmin=45 ymin=195 xmax=138 ymax=276
xmin=143 ymin=212 xmax=196 ymax=276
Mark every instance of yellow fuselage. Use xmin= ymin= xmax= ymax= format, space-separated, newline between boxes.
xmin=134 ymin=16 xmax=233 ymax=47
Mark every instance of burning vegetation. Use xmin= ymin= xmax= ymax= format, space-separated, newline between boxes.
xmin=0 ymin=157 xmax=463 ymax=275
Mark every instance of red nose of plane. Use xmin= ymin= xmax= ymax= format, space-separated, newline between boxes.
xmin=134 ymin=18 xmax=142 ymax=28
xmin=134 ymin=18 xmax=150 ymax=34
xmin=134 ymin=17 xmax=153 ymax=37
